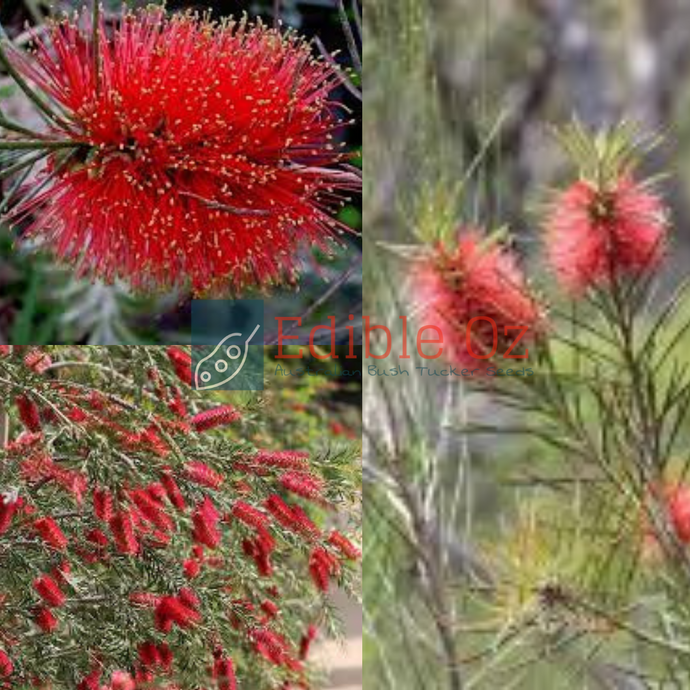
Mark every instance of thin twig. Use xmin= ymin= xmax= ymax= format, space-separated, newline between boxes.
xmin=93 ymin=0 xmax=101 ymax=95
xmin=336 ymin=0 xmax=362 ymax=75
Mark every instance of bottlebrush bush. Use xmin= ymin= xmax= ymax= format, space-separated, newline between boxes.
xmin=0 ymin=345 xmax=361 ymax=689
xmin=364 ymin=121 xmax=690 ymax=689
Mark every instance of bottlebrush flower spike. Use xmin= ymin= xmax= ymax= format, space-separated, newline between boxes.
xmin=545 ymin=177 xmax=667 ymax=294
xmin=413 ymin=229 xmax=544 ymax=368
xmin=280 ymin=471 xmax=325 ymax=501
xmin=309 ymin=547 xmax=340 ymax=592
xmin=545 ymin=122 xmax=668 ymax=294
xmin=35 ymin=606 xmax=58 ymax=633
xmin=109 ymin=510 xmax=139 ymax=555
xmin=213 ymin=655 xmax=237 ymax=690
xmin=232 ymin=501 xmax=269 ymax=529
xmin=192 ymin=496 xmax=222 ymax=548
xmin=328 ymin=530 xmax=361 ymax=560
xmin=33 ymin=574 xmax=66 ymax=607
xmin=192 ymin=405 xmax=241 ymax=432
xmin=33 ymin=516 xmax=69 ymax=550
xmin=160 ymin=469 xmax=187 ymax=511
xmin=15 ymin=395 xmax=42 ymax=432
xmin=0 ymin=496 xmax=18 ymax=535
xmin=167 ymin=347 xmax=192 ymax=387
xmin=183 ymin=461 xmax=224 ymax=489
xmin=23 ymin=348 xmax=52 ymax=374
xmin=5 ymin=8 xmax=358 ymax=292
xmin=251 ymin=450 xmax=310 ymax=470
xmin=299 ymin=624 xmax=318 ymax=660
xmin=0 ymin=650 xmax=12 ymax=678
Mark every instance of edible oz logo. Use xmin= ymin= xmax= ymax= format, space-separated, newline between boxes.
xmin=191 ymin=299 xmax=264 ymax=391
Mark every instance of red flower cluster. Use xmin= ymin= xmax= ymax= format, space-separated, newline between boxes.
xmin=414 ymin=229 xmax=544 ymax=369
xmin=545 ymin=177 xmax=667 ymax=293
xmin=192 ymin=405 xmax=241 ymax=432
xmin=7 ymin=8 xmax=358 ymax=291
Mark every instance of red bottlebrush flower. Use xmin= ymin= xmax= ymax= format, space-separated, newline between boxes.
xmin=158 ymin=642 xmax=173 ymax=672
xmin=660 ymin=484 xmax=690 ymax=543
xmin=213 ymin=655 xmax=237 ymax=690
xmin=34 ymin=516 xmax=69 ymax=550
xmin=299 ymin=624 xmax=318 ymax=660
xmin=192 ymin=405 xmax=241 ymax=433
xmin=35 ymin=606 xmax=58 ymax=632
xmin=109 ymin=511 xmax=139 ymax=555
xmin=545 ymin=177 xmax=667 ymax=294
xmin=261 ymin=599 xmax=279 ymax=619
xmin=85 ymin=528 xmax=109 ymax=548
xmin=328 ymin=530 xmax=361 ymax=560
xmin=183 ymin=461 xmax=224 ymax=489
xmin=178 ymin=587 xmax=200 ymax=610
xmin=413 ymin=229 xmax=544 ymax=368
xmin=109 ymin=670 xmax=136 ymax=690
xmin=129 ymin=489 xmax=174 ymax=532
xmin=16 ymin=395 xmax=42 ymax=432
xmin=160 ymin=469 xmax=187 ymax=511
xmin=167 ymin=347 xmax=192 ymax=386
xmin=168 ymin=387 xmax=188 ymax=419
xmin=0 ymin=496 xmax=18 ymax=535
xmin=24 ymin=348 xmax=52 ymax=374
xmin=140 ymin=425 xmax=170 ymax=458
xmin=232 ymin=501 xmax=269 ymax=529
xmin=251 ymin=450 xmax=310 ymax=471
xmin=0 ymin=650 xmax=12 ymax=678
xmin=138 ymin=641 xmax=160 ymax=668
xmin=7 ymin=9 xmax=355 ymax=292
xmin=183 ymin=558 xmax=201 ymax=579
xmin=265 ymin=494 xmax=318 ymax=537
xmin=0 ymin=346 xmax=10 ymax=357
xmin=77 ymin=668 xmax=101 ymax=690
xmin=154 ymin=595 xmax=201 ymax=633
xmin=250 ymin=628 xmax=288 ymax=666
xmin=93 ymin=487 xmax=114 ymax=522
xmin=280 ymin=471 xmax=324 ymax=501
xmin=33 ymin=574 xmax=66 ymax=607
xmin=192 ymin=497 xmax=221 ymax=549
xmin=309 ymin=547 xmax=340 ymax=593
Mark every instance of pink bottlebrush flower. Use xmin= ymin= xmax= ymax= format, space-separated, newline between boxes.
xmin=23 ymin=348 xmax=52 ymax=374
xmin=0 ymin=346 xmax=10 ymax=357
xmin=35 ymin=606 xmax=58 ymax=632
xmin=167 ymin=347 xmax=192 ymax=386
xmin=33 ymin=516 xmax=68 ymax=550
xmin=232 ymin=501 xmax=269 ymax=530
xmin=6 ymin=8 xmax=355 ymax=292
xmin=109 ymin=511 xmax=139 ymax=555
xmin=192 ymin=405 xmax=241 ymax=432
xmin=4 ymin=431 xmax=43 ymax=455
xmin=15 ymin=395 xmax=42 ymax=432
xmin=192 ymin=497 xmax=221 ymax=549
xmin=545 ymin=177 xmax=667 ymax=293
xmin=33 ymin=574 xmax=66 ymax=607
xmin=414 ymin=229 xmax=544 ymax=369
xmin=0 ymin=496 xmax=18 ymax=535
xmin=183 ymin=461 xmax=224 ymax=489
xmin=160 ymin=469 xmax=187 ymax=511
xmin=280 ymin=471 xmax=324 ymax=501
xmin=213 ymin=655 xmax=237 ymax=690
xmin=309 ymin=547 xmax=340 ymax=593
xmin=93 ymin=487 xmax=114 ymax=522
xmin=109 ymin=670 xmax=136 ymax=690
xmin=299 ymin=624 xmax=318 ymax=660
xmin=328 ymin=530 xmax=361 ymax=560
